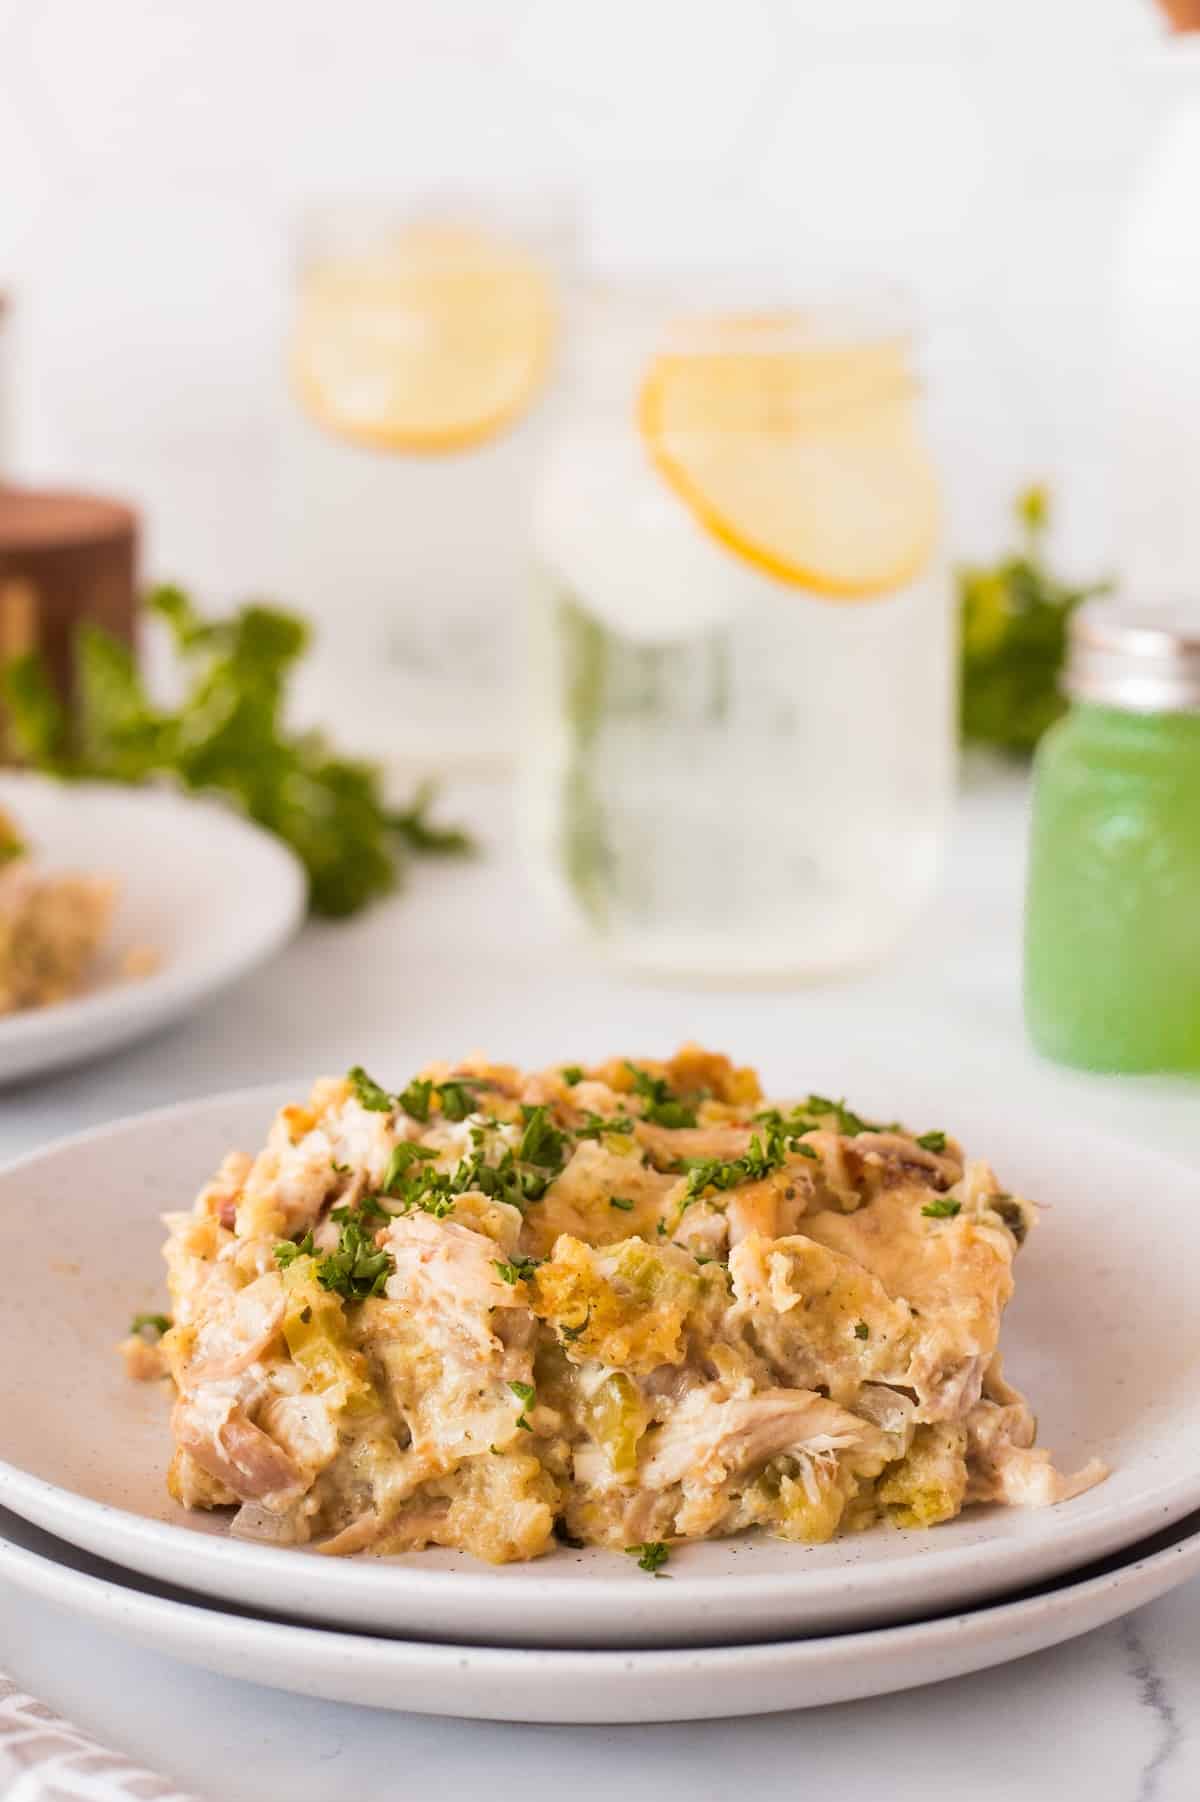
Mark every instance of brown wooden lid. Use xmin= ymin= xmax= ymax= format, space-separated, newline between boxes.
xmin=1159 ymin=0 xmax=1200 ymax=29
xmin=0 ymin=486 xmax=138 ymax=554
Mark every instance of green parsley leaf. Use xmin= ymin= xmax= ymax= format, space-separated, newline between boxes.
xmin=333 ymin=1193 xmax=391 ymax=1226
xmin=561 ymin=1065 xmax=586 ymax=1086
xmin=508 ymin=1379 xmax=536 ymax=1432
xmin=921 ymin=1197 xmax=962 ymax=1219
xmin=388 ymin=778 xmax=475 ymax=858
xmin=381 ymin=1140 xmax=438 ymax=1193
xmin=0 ymin=589 xmax=472 ymax=918
xmin=959 ymin=486 xmax=1111 ymax=758
xmin=803 ymin=1095 xmax=886 ymax=1137
xmin=348 ymin=1066 xmax=394 ymax=1113
xmin=681 ymin=1125 xmax=793 ymax=1206
xmin=575 ymin=1110 xmax=635 ymax=1141
xmin=624 ymin=1062 xmax=699 ymax=1130
xmin=854 ymin=1320 xmax=870 ymax=1341
xmin=492 ymin=1255 xmax=542 ymax=1286
xmin=609 ymin=1196 xmax=635 ymax=1211
xmin=518 ymin=1104 xmax=568 ymax=1171
xmin=916 ymin=1130 xmax=947 ymax=1153
xmin=626 ymin=1541 xmax=670 ymax=1576
xmin=274 ymin=1231 xmax=316 ymax=1268
xmin=330 ymin=1159 xmax=351 ymax=1177
xmin=560 ymin=1310 xmax=590 ymax=1342
xmin=313 ymin=1217 xmax=395 ymax=1300
xmin=438 ymin=1078 xmax=485 ymax=1123
xmin=398 ymin=1077 xmax=434 ymax=1122
xmin=129 ymin=1312 xmax=172 ymax=1339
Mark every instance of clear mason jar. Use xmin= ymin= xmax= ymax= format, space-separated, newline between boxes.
xmin=276 ymin=194 xmax=574 ymax=773
xmin=520 ymin=283 xmax=955 ymax=982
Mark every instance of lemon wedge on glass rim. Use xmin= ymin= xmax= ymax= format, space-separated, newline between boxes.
xmin=291 ymin=223 xmax=556 ymax=454
xmin=637 ymin=318 xmax=939 ymax=599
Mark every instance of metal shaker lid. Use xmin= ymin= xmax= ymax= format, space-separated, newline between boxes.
xmin=1064 ymin=599 xmax=1200 ymax=713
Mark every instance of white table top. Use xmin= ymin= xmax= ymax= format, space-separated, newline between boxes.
xmin=2 ymin=769 xmax=1198 ymax=1802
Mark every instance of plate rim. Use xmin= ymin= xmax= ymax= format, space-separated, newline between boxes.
xmin=2 ymin=1085 xmax=1199 ymax=1647
xmin=2 ymin=1501 xmax=1199 ymax=1722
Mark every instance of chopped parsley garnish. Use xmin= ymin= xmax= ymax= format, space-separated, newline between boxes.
xmin=626 ymin=1541 xmax=670 ymax=1576
xmin=854 ymin=1320 xmax=870 ymax=1341
xmin=751 ymin=1107 xmax=823 ymax=1156
xmin=682 ymin=1124 xmax=787 ymax=1203
xmin=492 ymin=1255 xmax=542 ymax=1286
xmin=330 ymin=1158 xmax=351 ymax=1177
xmin=348 ymin=1065 xmax=394 ymax=1113
xmin=381 ymin=1140 xmax=438 ymax=1193
xmin=332 ymin=1193 xmax=391 ymax=1227
xmin=438 ymin=1078 xmax=486 ymax=1123
xmin=311 ymin=1217 xmax=394 ymax=1299
xmin=395 ymin=1073 xmax=486 ymax=1124
xmin=916 ymin=1130 xmax=947 ymax=1153
xmin=803 ymin=1094 xmax=889 ymax=1137
xmin=508 ymin=1379 xmax=536 ymax=1431
xmin=921 ymin=1197 xmax=962 ymax=1219
xmin=518 ymin=1104 xmax=568 ymax=1171
xmin=398 ymin=1077 xmax=434 ymax=1122
xmin=609 ymin=1196 xmax=635 ymax=1211
xmin=274 ymin=1231 xmax=316 ymax=1268
xmin=560 ymin=1310 xmax=591 ymax=1342
xmin=575 ymin=1110 xmax=635 ymax=1141
xmin=129 ymin=1312 xmax=172 ymax=1339
xmin=274 ymin=1221 xmax=394 ymax=1299
xmin=625 ymin=1062 xmax=699 ymax=1130
xmin=561 ymin=1065 xmax=586 ymax=1086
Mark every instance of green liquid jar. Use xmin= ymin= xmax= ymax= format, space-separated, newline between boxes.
xmin=1025 ymin=602 xmax=1200 ymax=1073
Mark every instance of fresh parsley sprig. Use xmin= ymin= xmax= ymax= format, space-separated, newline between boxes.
xmin=493 ymin=1255 xmax=542 ymax=1286
xmin=625 ymin=1063 xmax=699 ymax=1130
xmin=625 ymin=1541 xmax=670 ymax=1576
xmin=129 ymin=1312 xmax=172 ymax=1339
xmin=0 ymin=585 xmax=473 ymax=917
xmin=959 ymin=486 xmax=1110 ymax=757
xmin=921 ymin=1197 xmax=962 ymax=1220
xmin=274 ymin=1219 xmax=394 ymax=1300
xmin=508 ymin=1379 xmax=536 ymax=1431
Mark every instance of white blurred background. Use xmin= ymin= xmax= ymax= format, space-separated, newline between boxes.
xmin=0 ymin=0 xmax=1171 ymax=597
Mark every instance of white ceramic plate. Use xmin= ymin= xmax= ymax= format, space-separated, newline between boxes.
xmin=0 ymin=773 xmax=305 ymax=1083
xmin=2 ymin=1503 xmax=1198 ymax=1723
xmin=0 ymin=1088 xmax=1197 ymax=1650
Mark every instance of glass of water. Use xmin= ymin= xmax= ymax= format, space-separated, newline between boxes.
xmin=521 ymin=280 xmax=955 ymax=981
xmin=277 ymin=195 xmax=574 ymax=772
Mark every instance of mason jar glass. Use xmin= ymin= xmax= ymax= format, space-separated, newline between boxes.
xmin=1025 ymin=601 xmax=1200 ymax=1072
xmin=276 ymin=193 xmax=574 ymax=772
xmin=520 ymin=282 xmax=955 ymax=982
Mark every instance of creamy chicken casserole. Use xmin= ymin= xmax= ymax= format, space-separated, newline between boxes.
xmin=0 ymin=806 xmax=116 ymax=1016
xmin=126 ymin=1047 xmax=1105 ymax=1566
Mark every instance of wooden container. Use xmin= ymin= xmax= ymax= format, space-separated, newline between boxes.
xmin=0 ymin=486 xmax=139 ymax=756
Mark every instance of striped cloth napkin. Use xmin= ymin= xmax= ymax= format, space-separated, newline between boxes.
xmin=0 ymin=1675 xmax=204 ymax=1802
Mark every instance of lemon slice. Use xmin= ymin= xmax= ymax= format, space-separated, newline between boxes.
xmin=291 ymin=224 xmax=555 ymax=454
xmin=638 ymin=328 xmax=939 ymax=598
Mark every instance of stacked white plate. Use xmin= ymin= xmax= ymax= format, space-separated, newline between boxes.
xmin=1 ymin=1085 xmax=1198 ymax=1723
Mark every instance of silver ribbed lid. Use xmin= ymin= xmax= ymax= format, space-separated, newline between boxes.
xmin=1064 ymin=600 xmax=1200 ymax=712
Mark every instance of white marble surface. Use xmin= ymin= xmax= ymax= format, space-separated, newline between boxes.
xmin=1 ymin=768 xmax=1198 ymax=1802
